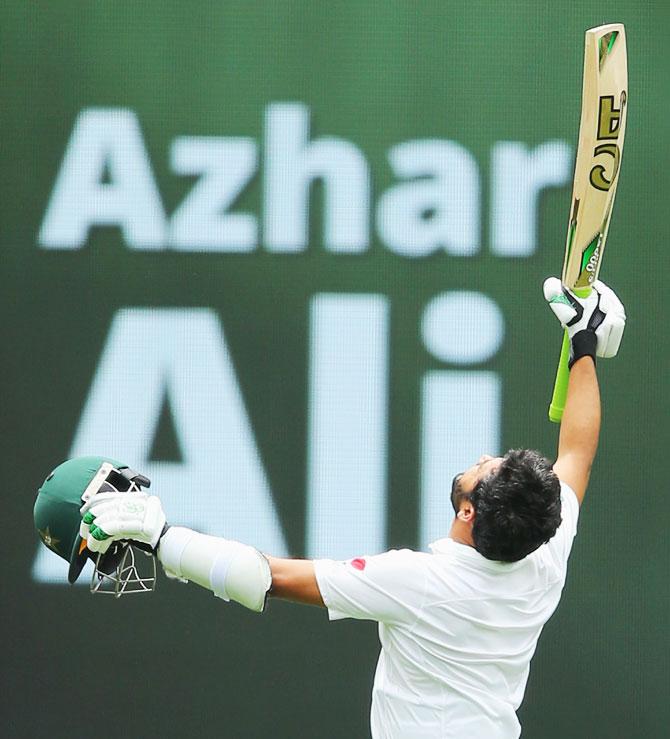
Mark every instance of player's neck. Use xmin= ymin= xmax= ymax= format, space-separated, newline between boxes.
xmin=448 ymin=519 xmax=475 ymax=548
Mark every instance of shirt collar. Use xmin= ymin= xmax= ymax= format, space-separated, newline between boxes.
xmin=429 ymin=537 xmax=522 ymax=570
xmin=429 ymin=537 xmax=463 ymax=555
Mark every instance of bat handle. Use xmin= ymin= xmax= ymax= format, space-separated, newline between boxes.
xmin=548 ymin=331 xmax=571 ymax=423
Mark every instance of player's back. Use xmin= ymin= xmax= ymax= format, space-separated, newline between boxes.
xmin=370 ymin=483 xmax=579 ymax=739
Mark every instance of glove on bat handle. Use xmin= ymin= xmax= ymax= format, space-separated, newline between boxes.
xmin=548 ymin=286 xmax=591 ymax=423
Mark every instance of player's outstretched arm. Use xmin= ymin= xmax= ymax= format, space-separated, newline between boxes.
xmin=266 ymin=557 xmax=324 ymax=607
xmin=544 ymin=278 xmax=626 ymax=504
xmin=79 ymin=492 xmax=326 ymax=610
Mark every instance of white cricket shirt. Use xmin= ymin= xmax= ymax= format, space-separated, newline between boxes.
xmin=314 ymin=482 xmax=579 ymax=739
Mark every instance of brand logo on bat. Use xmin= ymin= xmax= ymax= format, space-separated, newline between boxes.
xmin=579 ymin=234 xmax=602 ymax=284
xmin=589 ymin=92 xmax=626 ymax=192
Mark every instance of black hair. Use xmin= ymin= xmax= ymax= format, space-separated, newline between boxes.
xmin=470 ymin=449 xmax=561 ymax=562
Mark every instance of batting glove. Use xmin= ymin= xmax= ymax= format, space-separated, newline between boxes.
xmin=543 ymin=278 xmax=626 ymax=366
xmin=79 ymin=492 xmax=167 ymax=554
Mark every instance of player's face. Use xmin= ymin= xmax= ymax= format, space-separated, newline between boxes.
xmin=451 ymin=455 xmax=504 ymax=510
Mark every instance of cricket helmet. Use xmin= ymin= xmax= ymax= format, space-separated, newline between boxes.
xmin=34 ymin=456 xmax=156 ymax=596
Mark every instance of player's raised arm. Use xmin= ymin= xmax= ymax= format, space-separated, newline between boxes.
xmin=553 ymin=354 xmax=600 ymax=503
xmin=544 ymin=278 xmax=626 ymax=503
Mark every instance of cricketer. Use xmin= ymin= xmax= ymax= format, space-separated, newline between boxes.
xmin=35 ymin=278 xmax=626 ymax=738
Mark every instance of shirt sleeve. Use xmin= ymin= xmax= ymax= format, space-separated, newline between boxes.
xmin=545 ymin=481 xmax=580 ymax=569
xmin=313 ymin=549 xmax=429 ymax=625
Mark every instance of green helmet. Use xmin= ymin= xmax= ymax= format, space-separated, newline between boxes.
xmin=34 ymin=456 xmax=155 ymax=595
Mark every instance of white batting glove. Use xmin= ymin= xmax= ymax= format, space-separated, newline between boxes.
xmin=79 ymin=492 xmax=167 ymax=553
xmin=543 ymin=278 xmax=626 ymax=364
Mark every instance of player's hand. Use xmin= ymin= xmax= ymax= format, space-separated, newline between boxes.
xmin=543 ymin=277 xmax=626 ymax=363
xmin=79 ymin=492 xmax=167 ymax=554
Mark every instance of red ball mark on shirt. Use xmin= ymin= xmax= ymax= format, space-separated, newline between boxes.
xmin=351 ymin=558 xmax=366 ymax=571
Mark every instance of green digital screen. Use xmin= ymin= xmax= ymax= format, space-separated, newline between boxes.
xmin=2 ymin=2 xmax=668 ymax=737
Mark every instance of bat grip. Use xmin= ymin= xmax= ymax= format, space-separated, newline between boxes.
xmin=548 ymin=331 xmax=571 ymax=423
xmin=548 ymin=286 xmax=593 ymax=423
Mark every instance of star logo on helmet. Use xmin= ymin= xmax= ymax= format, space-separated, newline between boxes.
xmin=38 ymin=526 xmax=61 ymax=555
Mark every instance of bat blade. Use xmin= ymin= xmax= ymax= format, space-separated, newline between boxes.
xmin=548 ymin=23 xmax=627 ymax=423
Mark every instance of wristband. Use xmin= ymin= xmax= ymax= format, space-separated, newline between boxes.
xmin=569 ymin=329 xmax=597 ymax=368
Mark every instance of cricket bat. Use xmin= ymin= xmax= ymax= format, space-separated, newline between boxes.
xmin=548 ymin=23 xmax=628 ymax=423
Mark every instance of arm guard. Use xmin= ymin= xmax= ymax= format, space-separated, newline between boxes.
xmin=157 ymin=526 xmax=272 ymax=613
